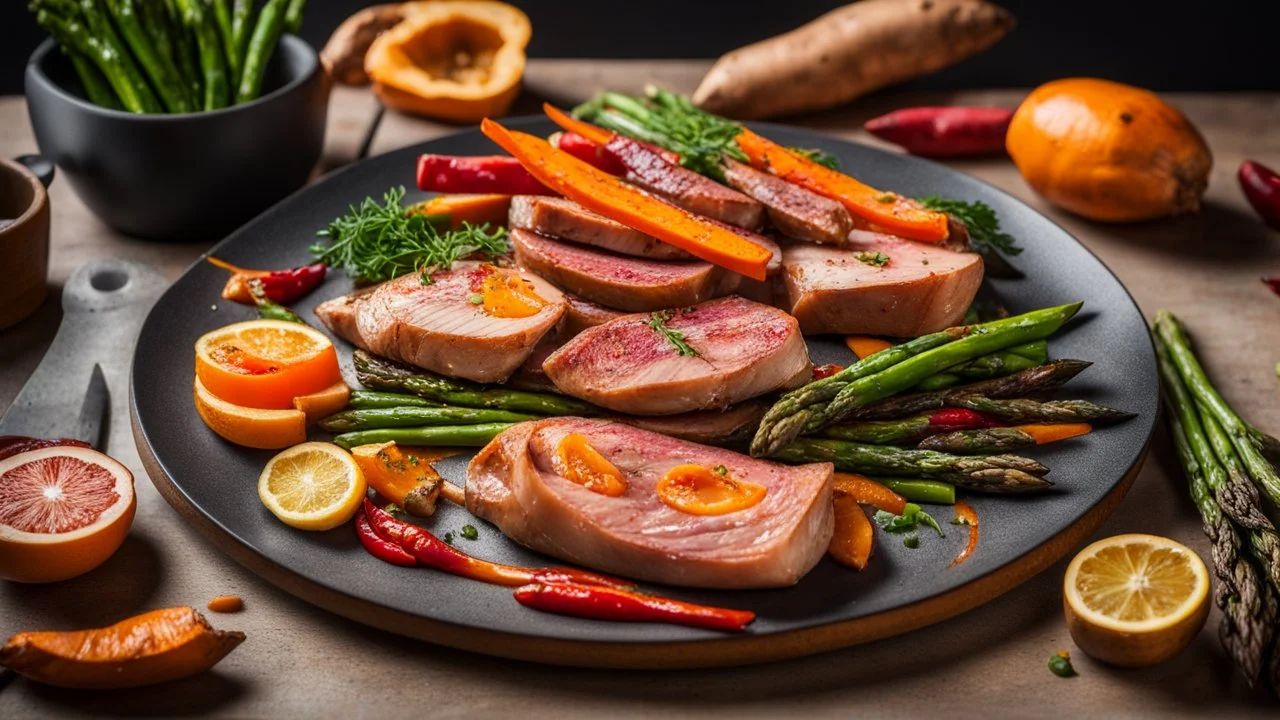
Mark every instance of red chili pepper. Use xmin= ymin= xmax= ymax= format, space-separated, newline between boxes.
xmin=552 ymin=132 xmax=627 ymax=175
xmin=354 ymin=508 xmax=417 ymax=567
xmin=362 ymin=499 xmax=634 ymax=590
xmin=864 ymin=107 xmax=1014 ymax=158
xmin=0 ymin=436 xmax=91 ymax=461
xmin=513 ymin=582 xmax=755 ymax=633
xmin=207 ymin=258 xmax=326 ymax=305
xmin=416 ymin=154 xmax=554 ymax=196
xmin=812 ymin=363 xmax=845 ymax=380
xmin=927 ymin=408 xmax=1003 ymax=432
xmin=1239 ymin=160 xmax=1280 ymax=231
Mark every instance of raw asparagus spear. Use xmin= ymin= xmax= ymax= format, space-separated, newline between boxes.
xmin=35 ymin=5 xmax=160 ymax=113
xmin=332 ymin=423 xmax=515 ymax=450
xmin=348 ymin=391 xmax=443 ymax=410
xmin=209 ymin=0 xmax=240 ymax=89
xmin=235 ymin=0 xmax=287 ymax=104
xmin=66 ymin=50 xmax=120 ymax=109
xmin=1157 ymin=333 xmax=1277 ymax=687
xmin=104 ymin=0 xmax=193 ymax=112
xmin=284 ymin=0 xmax=308 ymax=33
xmin=172 ymin=0 xmax=228 ymax=110
xmin=354 ymin=350 xmax=597 ymax=417
xmin=321 ymin=407 xmax=537 ymax=433
xmin=773 ymin=438 xmax=1051 ymax=494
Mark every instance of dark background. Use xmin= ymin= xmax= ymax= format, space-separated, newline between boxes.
xmin=3 ymin=0 xmax=1272 ymax=95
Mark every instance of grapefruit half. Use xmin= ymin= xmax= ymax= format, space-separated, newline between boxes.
xmin=0 ymin=446 xmax=136 ymax=583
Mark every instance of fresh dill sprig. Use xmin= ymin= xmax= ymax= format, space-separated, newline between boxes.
xmin=917 ymin=197 xmax=1023 ymax=257
xmin=647 ymin=309 xmax=698 ymax=357
xmin=788 ymin=146 xmax=841 ymax=170
xmin=310 ymin=186 xmax=510 ymax=285
xmin=575 ymin=88 xmax=746 ymax=181
xmin=855 ymin=251 xmax=891 ymax=267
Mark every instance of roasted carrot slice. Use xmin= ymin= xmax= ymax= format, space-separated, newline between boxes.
xmin=832 ymin=472 xmax=907 ymax=516
xmin=413 ymin=194 xmax=512 ymax=229
xmin=735 ymin=127 xmax=950 ymax=242
xmin=829 ymin=495 xmax=875 ymax=570
xmin=1015 ymin=423 xmax=1092 ymax=445
xmin=544 ymin=103 xmax=614 ymax=146
xmin=480 ymin=119 xmax=771 ymax=281
xmin=845 ymin=335 xmax=894 ymax=360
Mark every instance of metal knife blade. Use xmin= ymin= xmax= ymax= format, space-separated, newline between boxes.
xmin=74 ymin=364 xmax=110 ymax=449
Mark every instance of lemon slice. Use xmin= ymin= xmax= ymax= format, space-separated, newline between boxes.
xmin=1063 ymin=533 xmax=1209 ymax=667
xmin=258 ymin=443 xmax=366 ymax=531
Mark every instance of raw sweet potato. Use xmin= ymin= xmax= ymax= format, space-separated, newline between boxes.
xmin=692 ymin=0 xmax=1014 ymax=120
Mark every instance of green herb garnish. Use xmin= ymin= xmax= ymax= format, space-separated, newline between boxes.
xmin=713 ymin=464 xmax=728 ymax=476
xmin=875 ymin=192 xmax=897 ymax=203
xmin=468 ymin=293 xmax=484 ymax=305
xmin=461 ymin=524 xmax=479 ymax=541
xmin=788 ymin=146 xmax=840 ymax=170
xmin=311 ymin=186 xmax=510 ymax=285
xmin=917 ymin=197 xmax=1022 ymax=257
xmin=874 ymin=503 xmax=944 ymax=539
xmin=408 ymin=455 xmax=420 ymax=466
xmin=647 ymin=309 xmax=698 ymax=357
xmin=903 ymin=534 xmax=920 ymax=549
xmin=443 ymin=532 xmax=454 ymax=545
xmin=856 ymin=251 xmax=891 ymax=268
xmin=383 ymin=503 xmax=401 ymax=515
xmin=1048 ymin=651 xmax=1077 ymax=678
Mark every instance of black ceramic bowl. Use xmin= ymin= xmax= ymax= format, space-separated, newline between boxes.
xmin=25 ymin=36 xmax=329 ymax=242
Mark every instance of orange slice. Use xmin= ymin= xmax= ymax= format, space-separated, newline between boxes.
xmin=0 ymin=445 xmax=135 ymax=583
xmin=194 ymin=319 xmax=341 ymax=410
xmin=193 ymin=377 xmax=307 ymax=450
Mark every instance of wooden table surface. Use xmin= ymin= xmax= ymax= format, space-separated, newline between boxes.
xmin=2 ymin=61 xmax=1279 ymax=717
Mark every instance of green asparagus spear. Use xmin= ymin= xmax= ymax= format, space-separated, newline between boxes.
xmin=37 ymin=4 xmax=161 ymax=113
xmin=104 ymin=0 xmax=194 ymax=112
xmin=247 ymin=279 xmax=305 ymax=324
xmin=348 ymin=391 xmax=444 ymax=410
xmin=235 ymin=0 xmax=287 ymax=104
xmin=1157 ymin=333 xmax=1277 ymax=686
xmin=134 ymin=0 xmax=194 ymax=107
xmin=332 ymin=423 xmax=515 ymax=450
xmin=774 ymin=438 xmax=1051 ymax=493
xmin=172 ymin=0 xmax=228 ymax=110
xmin=947 ymin=396 xmax=1133 ymax=425
xmin=878 ymin=478 xmax=956 ymax=505
xmin=284 ymin=0 xmax=308 ymax=33
xmin=209 ymin=0 xmax=239 ymax=90
xmin=66 ymin=50 xmax=121 ymax=109
xmin=320 ymin=407 xmax=538 ymax=433
xmin=916 ymin=427 xmax=1053 ymax=455
xmin=1155 ymin=311 xmax=1280 ymax=508
xmin=754 ymin=303 xmax=1083 ymax=457
xmin=229 ymin=0 xmax=253 ymax=86
xmin=912 ymin=341 xmax=1048 ymax=391
xmin=161 ymin=0 xmax=202 ymax=102
xmin=354 ymin=351 xmax=597 ymax=417
xmin=820 ymin=414 xmax=938 ymax=445
xmin=846 ymin=359 xmax=1094 ymax=421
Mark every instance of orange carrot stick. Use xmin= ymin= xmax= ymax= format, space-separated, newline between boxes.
xmin=832 ymin=472 xmax=907 ymax=516
xmin=735 ymin=127 xmax=951 ymax=243
xmin=1015 ymin=423 xmax=1092 ymax=445
xmin=845 ymin=335 xmax=894 ymax=360
xmin=481 ymin=119 xmax=771 ymax=280
xmin=412 ymin=194 xmax=512 ymax=229
xmin=829 ymin=495 xmax=875 ymax=570
xmin=950 ymin=500 xmax=979 ymax=567
xmin=544 ymin=103 xmax=614 ymax=146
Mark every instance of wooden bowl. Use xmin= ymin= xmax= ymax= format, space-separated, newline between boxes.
xmin=0 ymin=157 xmax=51 ymax=329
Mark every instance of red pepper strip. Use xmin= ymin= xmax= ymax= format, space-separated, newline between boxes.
xmin=206 ymin=257 xmax=327 ymax=305
xmin=812 ymin=363 xmax=844 ymax=380
xmin=927 ymin=408 xmax=1003 ymax=432
xmin=1239 ymin=160 xmax=1280 ymax=231
xmin=864 ymin=107 xmax=1014 ymax=158
xmin=0 ymin=436 xmax=91 ymax=461
xmin=950 ymin=500 xmax=980 ymax=567
xmin=416 ymin=154 xmax=554 ymax=196
xmin=362 ymin=499 xmax=635 ymax=590
xmin=513 ymin=582 xmax=755 ymax=633
xmin=544 ymin=104 xmax=681 ymax=165
xmin=735 ymin=127 xmax=950 ymax=243
xmin=481 ymin=119 xmax=771 ymax=281
xmin=355 ymin=508 xmax=417 ymax=567
xmin=552 ymin=131 xmax=627 ymax=175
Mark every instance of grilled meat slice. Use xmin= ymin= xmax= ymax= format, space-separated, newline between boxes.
xmin=723 ymin=159 xmax=855 ymax=245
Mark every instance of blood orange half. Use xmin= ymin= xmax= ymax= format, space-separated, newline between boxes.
xmin=0 ymin=446 xmax=136 ymax=583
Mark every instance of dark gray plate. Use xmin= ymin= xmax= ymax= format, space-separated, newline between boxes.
xmin=131 ymin=117 xmax=1158 ymax=663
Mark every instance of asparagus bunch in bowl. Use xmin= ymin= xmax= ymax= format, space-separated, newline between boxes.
xmin=29 ymin=0 xmax=310 ymax=113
